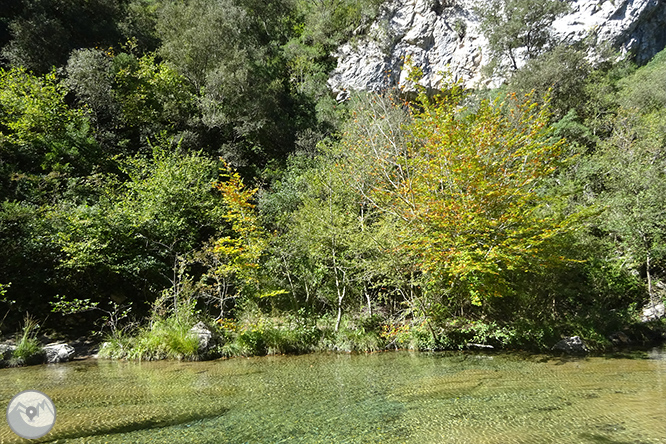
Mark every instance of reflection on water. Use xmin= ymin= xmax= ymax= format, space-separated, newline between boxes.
xmin=1 ymin=348 xmax=665 ymax=443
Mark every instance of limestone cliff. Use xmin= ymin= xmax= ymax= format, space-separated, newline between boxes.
xmin=328 ymin=0 xmax=666 ymax=95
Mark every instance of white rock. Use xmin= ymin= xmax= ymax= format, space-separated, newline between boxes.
xmin=43 ymin=343 xmax=75 ymax=364
xmin=641 ymin=302 xmax=665 ymax=322
xmin=329 ymin=0 xmax=666 ymax=94
xmin=0 ymin=344 xmax=16 ymax=360
xmin=553 ymin=336 xmax=589 ymax=353
xmin=189 ymin=322 xmax=213 ymax=352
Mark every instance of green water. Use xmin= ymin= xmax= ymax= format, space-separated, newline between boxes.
xmin=1 ymin=349 xmax=665 ymax=444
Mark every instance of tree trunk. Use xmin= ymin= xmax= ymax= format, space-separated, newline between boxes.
xmin=335 ymin=293 xmax=344 ymax=333
xmin=281 ymin=255 xmax=298 ymax=309
xmin=647 ymin=252 xmax=657 ymax=312
xmin=365 ymin=286 xmax=372 ymax=316
xmin=332 ymin=245 xmax=347 ymax=332
xmin=335 ymin=283 xmax=346 ymax=332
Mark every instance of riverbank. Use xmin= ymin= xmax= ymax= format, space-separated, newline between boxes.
xmin=0 ymin=334 xmax=99 ymax=368
xmin=2 ymin=311 xmax=665 ymax=368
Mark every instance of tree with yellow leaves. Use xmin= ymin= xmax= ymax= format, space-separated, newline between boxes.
xmin=193 ymin=161 xmax=267 ymax=319
xmin=341 ymin=85 xmax=580 ymax=312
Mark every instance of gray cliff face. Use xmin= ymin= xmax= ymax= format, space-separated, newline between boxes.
xmin=328 ymin=0 xmax=666 ymax=94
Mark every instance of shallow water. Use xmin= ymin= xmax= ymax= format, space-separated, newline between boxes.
xmin=1 ymin=348 xmax=665 ymax=443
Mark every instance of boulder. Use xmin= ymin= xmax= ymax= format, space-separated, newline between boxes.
xmin=189 ymin=322 xmax=213 ymax=353
xmin=641 ymin=302 xmax=665 ymax=322
xmin=0 ymin=343 xmax=16 ymax=360
xmin=553 ymin=336 xmax=588 ymax=354
xmin=608 ymin=331 xmax=631 ymax=345
xmin=43 ymin=343 xmax=75 ymax=364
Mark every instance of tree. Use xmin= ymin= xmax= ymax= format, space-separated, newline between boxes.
xmin=594 ymin=111 xmax=666 ymax=313
xmin=292 ymin=177 xmax=359 ymax=332
xmin=508 ymin=45 xmax=592 ymax=121
xmin=155 ymin=0 xmax=308 ymax=171
xmin=341 ymin=85 xmax=580 ymax=313
xmin=260 ymin=145 xmax=389 ymax=329
xmin=156 ymin=0 xmax=251 ymax=93
xmin=1 ymin=0 xmax=127 ymax=73
xmin=263 ymin=155 xmax=365 ymax=331
xmin=65 ymin=48 xmax=196 ymax=157
xmin=283 ymin=0 xmax=382 ymax=97
xmin=475 ymin=0 xmax=569 ymax=72
xmin=192 ymin=162 xmax=267 ymax=319
xmin=53 ymin=140 xmax=225 ymax=313
xmin=0 ymin=201 xmax=60 ymax=327
xmin=0 ymin=67 xmax=99 ymax=203
xmin=112 ymin=51 xmax=195 ymax=131
xmin=332 ymin=92 xmax=424 ymax=319
xmin=65 ymin=48 xmax=117 ymax=130
xmin=580 ymin=50 xmax=666 ymax=314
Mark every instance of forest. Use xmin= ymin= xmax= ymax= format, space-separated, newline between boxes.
xmin=1 ymin=0 xmax=665 ymax=360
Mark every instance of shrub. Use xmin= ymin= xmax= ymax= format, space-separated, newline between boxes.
xmin=319 ymin=316 xmax=384 ymax=352
xmin=232 ymin=318 xmax=322 ymax=356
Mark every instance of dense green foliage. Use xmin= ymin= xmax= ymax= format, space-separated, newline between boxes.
xmin=1 ymin=0 xmax=664 ymax=358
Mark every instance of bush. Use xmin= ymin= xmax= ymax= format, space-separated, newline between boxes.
xmin=318 ymin=315 xmax=384 ymax=352
xmin=231 ymin=317 xmax=322 ymax=356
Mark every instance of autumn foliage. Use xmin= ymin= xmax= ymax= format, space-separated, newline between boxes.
xmin=342 ymin=86 xmax=578 ymax=306
xmin=194 ymin=161 xmax=266 ymax=318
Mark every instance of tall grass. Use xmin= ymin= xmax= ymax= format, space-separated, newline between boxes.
xmin=99 ymin=316 xmax=199 ymax=361
xmin=222 ymin=314 xmax=384 ymax=356
xmin=11 ymin=315 xmax=43 ymax=365
xmin=228 ymin=316 xmax=322 ymax=356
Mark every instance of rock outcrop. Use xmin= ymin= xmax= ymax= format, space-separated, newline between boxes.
xmin=641 ymin=301 xmax=665 ymax=322
xmin=189 ymin=322 xmax=214 ymax=353
xmin=328 ymin=0 xmax=666 ymax=94
xmin=553 ymin=336 xmax=589 ymax=354
xmin=43 ymin=343 xmax=76 ymax=364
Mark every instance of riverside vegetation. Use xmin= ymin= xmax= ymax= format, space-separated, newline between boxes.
xmin=1 ymin=0 xmax=665 ymax=362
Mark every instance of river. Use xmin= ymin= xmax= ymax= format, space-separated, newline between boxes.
xmin=1 ymin=348 xmax=665 ymax=443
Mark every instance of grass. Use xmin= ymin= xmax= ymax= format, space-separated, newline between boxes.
xmin=97 ymin=305 xmax=666 ymax=362
xmin=224 ymin=314 xmax=388 ymax=355
xmin=99 ymin=313 xmax=533 ymax=361
xmin=10 ymin=315 xmax=43 ymax=366
xmin=227 ymin=316 xmax=323 ymax=356
xmin=100 ymin=313 xmax=388 ymax=361
xmin=99 ymin=316 xmax=199 ymax=361
xmin=318 ymin=316 xmax=383 ymax=352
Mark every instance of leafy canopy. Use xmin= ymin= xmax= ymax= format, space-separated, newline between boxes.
xmin=345 ymin=84 xmax=580 ymax=305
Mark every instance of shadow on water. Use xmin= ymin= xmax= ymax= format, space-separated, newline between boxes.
xmin=579 ymin=432 xmax=651 ymax=444
xmin=533 ymin=344 xmax=666 ymax=364
xmin=40 ymin=406 xmax=229 ymax=443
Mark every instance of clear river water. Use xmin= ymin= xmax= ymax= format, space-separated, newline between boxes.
xmin=1 ymin=348 xmax=665 ymax=443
